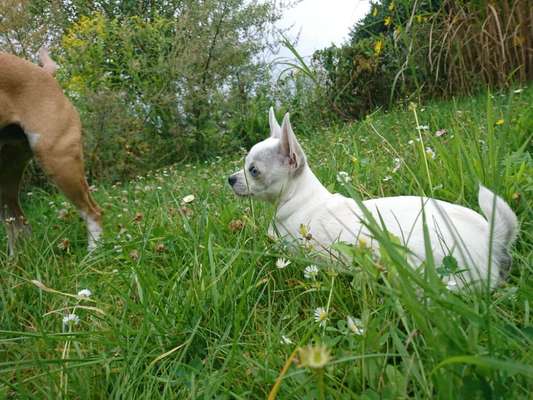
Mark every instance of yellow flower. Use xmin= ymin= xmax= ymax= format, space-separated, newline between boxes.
xmin=67 ymin=75 xmax=85 ymax=91
xmin=62 ymin=33 xmax=85 ymax=49
xmin=416 ymin=14 xmax=423 ymax=23
xmin=384 ymin=16 xmax=392 ymax=26
xmin=372 ymin=7 xmax=378 ymax=17
xmin=299 ymin=224 xmax=312 ymax=240
xmin=374 ymin=39 xmax=383 ymax=56
xmin=495 ymin=119 xmax=504 ymax=126
xmin=388 ymin=1 xmax=395 ymax=11
xmin=513 ymin=35 xmax=525 ymax=47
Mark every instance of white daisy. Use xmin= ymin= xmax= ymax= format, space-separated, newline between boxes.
xmin=304 ymin=265 xmax=319 ymax=280
xmin=416 ymin=125 xmax=430 ymax=131
xmin=314 ymin=307 xmax=329 ymax=327
xmin=346 ymin=316 xmax=364 ymax=335
xmin=276 ymin=258 xmax=291 ymax=269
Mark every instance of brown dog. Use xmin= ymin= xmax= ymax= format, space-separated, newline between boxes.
xmin=0 ymin=49 xmax=102 ymax=254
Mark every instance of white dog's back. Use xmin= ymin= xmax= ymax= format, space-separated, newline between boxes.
xmin=276 ymin=188 xmax=517 ymax=288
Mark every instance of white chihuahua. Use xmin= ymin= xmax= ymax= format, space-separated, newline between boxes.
xmin=228 ymin=108 xmax=518 ymax=288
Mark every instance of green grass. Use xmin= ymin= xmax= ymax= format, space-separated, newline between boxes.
xmin=1 ymin=87 xmax=532 ymax=399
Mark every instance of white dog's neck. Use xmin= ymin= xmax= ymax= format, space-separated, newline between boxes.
xmin=276 ymin=165 xmax=331 ymax=221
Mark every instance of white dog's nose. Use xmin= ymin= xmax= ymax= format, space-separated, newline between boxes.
xmin=228 ymin=175 xmax=237 ymax=186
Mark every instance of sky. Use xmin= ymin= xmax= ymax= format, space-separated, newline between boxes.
xmin=277 ymin=0 xmax=372 ymax=59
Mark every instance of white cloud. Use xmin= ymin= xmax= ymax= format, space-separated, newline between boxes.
xmin=277 ymin=0 xmax=371 ymax=58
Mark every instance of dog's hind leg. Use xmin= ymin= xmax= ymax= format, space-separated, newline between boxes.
xmin=0 ymin=142 xmax=33 ymax=255
xmin=31 ymin=128 xmax=102 ymax=252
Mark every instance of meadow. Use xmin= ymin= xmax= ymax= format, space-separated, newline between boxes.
xmin=1 ymin=87 xmax=532 ymax=398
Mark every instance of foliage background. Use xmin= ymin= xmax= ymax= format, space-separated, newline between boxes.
xmin=1 ymin=0 xmax=281 ymax=181
xmin=1 ymin=0 xmax=530 ymax=182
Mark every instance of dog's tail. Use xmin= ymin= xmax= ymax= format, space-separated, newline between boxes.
xmin=478 ymin=184 xmax=518 ymax=279
xmin=38 ymin=47 xmax=59 ymax=76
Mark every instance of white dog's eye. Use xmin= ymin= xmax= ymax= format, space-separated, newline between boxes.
xmin=249 ymin=166 xmax=260 ymax=177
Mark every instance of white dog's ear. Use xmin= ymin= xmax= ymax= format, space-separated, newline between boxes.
xmin=280 ymin=113 xmax=305 ymax=169
xmin=269 ymin=107 xmax=281 ymax=138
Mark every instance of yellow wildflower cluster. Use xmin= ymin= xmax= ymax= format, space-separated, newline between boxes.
xmin=62 ymin=12 xmax=107 ymax=50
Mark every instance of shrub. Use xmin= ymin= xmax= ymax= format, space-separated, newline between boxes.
xmin=1 ymin=1 xmax=281 ymax=182
xmin=307 ymin=0 xmax=532 ymax=120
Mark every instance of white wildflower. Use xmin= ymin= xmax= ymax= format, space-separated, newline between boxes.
xmin=304 ymin=265 xmax=319 ymax=280
xmin=435 ymin=129 xmax=448 ymax=137
xmin=336 ymin=171 xmax=352 ymax=185
xmin=280 ymin=335 xmax=293 ymax=345
xmin=383 ymin=175 xmax=392 ymax=182
xmin=392 ymin=158 xmax=401 ymax=173
xmin=314 ymin=307 xmax=329 ymax=327
xmin=513 ymin=88 xmax=523 ymax=94
xmin=77 ymin=289 xmax=92 ymax=298
xmin=425 ymin=147 xmax=436 ymax=159
xmin=346 ymin=316 xmax=365 ymax=335
xmin=62 ymin=313 xmax=80 ymax=326
xmin=416 ymin=125 xmax=430 ymax=131
xmin=276 ymin=258 xmax=291 ymax=269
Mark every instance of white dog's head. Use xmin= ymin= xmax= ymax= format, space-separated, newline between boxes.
xmin=228 ymin=108 xmax=306 ymax=202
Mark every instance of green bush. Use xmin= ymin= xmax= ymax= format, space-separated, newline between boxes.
xmin=0 ymin=1 xmax=280 ymax=182
xmin=307 ymin=0 xmax=532 ymax=120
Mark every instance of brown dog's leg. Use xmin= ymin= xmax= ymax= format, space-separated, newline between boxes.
xmin=0 ymin=142 xmax=32 ymax=255
xmin=31 ymin=128 xmax=102 ymax=251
